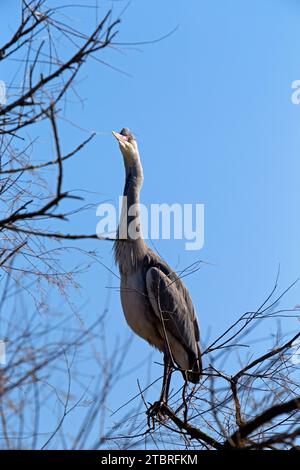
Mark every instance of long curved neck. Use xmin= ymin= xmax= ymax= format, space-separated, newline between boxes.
xmin=123 ymin=158 xmax=143 ymax=211
xmin=120 ymin=154 xmax=143 ymax=238
xmin=115 ymin=154 xmax=147 ymax=273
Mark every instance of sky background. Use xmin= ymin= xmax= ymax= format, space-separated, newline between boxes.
xmin=1 ymin=0 xmax=300 ymax=448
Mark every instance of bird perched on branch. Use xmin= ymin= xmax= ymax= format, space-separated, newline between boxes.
xmin=112 ymin=128 xmax=202 ymax=415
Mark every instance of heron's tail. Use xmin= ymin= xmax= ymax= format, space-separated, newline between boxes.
xmin=186 ymin=344 xmax=202 ymax=384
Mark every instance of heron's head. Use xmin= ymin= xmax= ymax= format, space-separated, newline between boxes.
xmin=112 ymin=128 xmax=139 ymax=165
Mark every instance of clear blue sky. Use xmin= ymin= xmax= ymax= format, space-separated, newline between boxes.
xmin=1 ymin=0 xmax=300 ymax=448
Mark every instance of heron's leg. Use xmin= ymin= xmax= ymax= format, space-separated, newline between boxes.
xmin=160 ymin=352 xmax=172 ymax=404
xmin=146 ymin=352 xmax=173 ymax=426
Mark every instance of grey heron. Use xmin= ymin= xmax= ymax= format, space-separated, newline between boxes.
xmin=112 ymin=128 xmax=202 ymax=414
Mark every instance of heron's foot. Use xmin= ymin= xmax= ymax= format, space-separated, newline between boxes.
xmin=146 ymin=400 xmax=168 ymax=428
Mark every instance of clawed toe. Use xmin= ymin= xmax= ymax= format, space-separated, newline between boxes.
xmin=146 ymin=400 xmax=168 ymax=427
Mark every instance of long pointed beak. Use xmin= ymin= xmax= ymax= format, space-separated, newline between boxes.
xmin=112 ymin=131 xmax=128 ymax=143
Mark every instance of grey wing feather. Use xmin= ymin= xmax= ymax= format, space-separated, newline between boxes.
xmin=145 ymin=266 xmax=199 ymax=357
